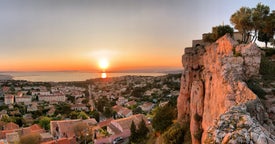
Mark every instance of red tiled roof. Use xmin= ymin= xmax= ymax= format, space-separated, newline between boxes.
xmin=98 ymin=118 xmax=113 ymax=128
xmin=4 ymin=122 xmax=19 ymax=130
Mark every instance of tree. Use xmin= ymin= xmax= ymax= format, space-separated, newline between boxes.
xmin=129 ymin=121 xmax=138 ymax=143
xmin=89 ymin=110 xmax=100 ymax=122
xmin=137 ymin=119 xmax=149 ymax=137
xmin=203 ymin=25 xmax=234 ymax=43
xmin=258 ymin=30 xmax=272 ymax=48
xmin=162 ymin=123 xmax=186 ymax=144
xmin=251 ymin=3 xmax=270 ymax=42
xmin=77 ymin=111 xmax=89 ymax=120
xmin=20 ymin=133 xmax=41 ymax=144
xmin=54 ymin=102 xmax=72 ymax=116
xmin=230 ymin=7 xmax=253 ymax=43
xmin=69 ymin=111 xmax=79 ymax=119
xmin=152 ymin=105 xmax=176 ymax=133
xmin=38 ymin=116 xmax=51 ymax=130
xmin=258 ymin=10 xmax=275 ymax=48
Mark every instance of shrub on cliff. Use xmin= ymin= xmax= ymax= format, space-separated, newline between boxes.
xmin=260 ymin=57 xmax=275 ymax=76
xmin=162 ymin=123 xmax=191 ymax=144
xmin=152 ymin=104 xmax=176 ymax=133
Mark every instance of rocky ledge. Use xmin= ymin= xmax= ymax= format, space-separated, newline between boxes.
xmin=177 ymin=34 xmax=275 ymax=144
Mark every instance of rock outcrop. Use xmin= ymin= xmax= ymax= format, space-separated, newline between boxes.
xmin=177 ymin=34 xmax=275 ymax=143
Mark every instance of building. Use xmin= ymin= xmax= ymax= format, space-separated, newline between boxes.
xmin=139 ymin=102 xmax=154 ymax=112
xmin=39 ymin=94 xmax=66 ymax=102
xmin=112 ymin=105 xmax=133 ymax=118
xmin=116 ymin=97 xmax=128 ymax=106
xmin=4 ymin=95 xmax=14 ymax=105
xmin=6 ymin=132 xmax=19 ymax=144
xmin=50 ymin=119 xmax=95 ymax=139
xmin=71 ymin=104 xmax=88 ymax=111
xmin=94 ymin=114 xmax=148 ymax=144
xmin=15 ymin=96 xmax=32 ymax=104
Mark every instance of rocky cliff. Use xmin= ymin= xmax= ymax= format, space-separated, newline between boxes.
xmin=177 ymin=34 xmax=275 ymax=143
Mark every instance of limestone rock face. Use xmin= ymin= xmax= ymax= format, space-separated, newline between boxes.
xmin=177 ymin=34 xmax=274 ymax=143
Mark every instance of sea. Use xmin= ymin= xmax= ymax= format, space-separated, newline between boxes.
xmin=0 ymin=72 xmax=166 ymax=82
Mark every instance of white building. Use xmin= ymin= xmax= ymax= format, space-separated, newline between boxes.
xmin=39 ymin=94 xmax=66 ymax=102
xmin=15 ymin=96 xmax=32 ymax=104
xmin=4 ymin=94 xmax=14 ymax=105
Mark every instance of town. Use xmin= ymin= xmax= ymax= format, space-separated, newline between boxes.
xmin=0 ymin=73 xmax=181 ymax=144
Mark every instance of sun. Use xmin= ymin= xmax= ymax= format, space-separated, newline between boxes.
xmin=98 ymin=59 xmax=109 ymax=70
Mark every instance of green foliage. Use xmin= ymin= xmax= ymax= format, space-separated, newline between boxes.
xmin=262 ymin=48 xmax=275 ymax=57
xmin=54 ymin=102 xmax=72 ymax=116
xmin=89 ymin=110 xmax=100 ymax=122
xmin=129 ymin=119 xmax=149 ymax=143
xmin=203 ymin=25 xmax=234 ymax=43
xmin=133 ymin=107 xmax=143 ymax=114
xmin=69 ymin=111 xmax=79 ymax=119
xmin=203 ymin=33 xmax=215 ymax=43
xmin=246 ymin=79 xmax=267 ymax=100
xmin=81 ymin=98 xmax=89 ymax=104
xmin=77 ymin=111 xmax=89 ymax=120
xmin=162 ymin=123 xmax=185 ymax=144
xmin=130 ymin=121 xmax=138 ymax=143
xmin=38 ymin=116 xmax=51 ymax=130
xmin=231 ymin=3 xmax=274 ymax=43
xmin=152 ymin=104 xmax=176 ymax=133
xmin=66 ymin=94 xmax=75 ymax=103
xmin=137 ymin=119 xmax=149 ymax=137
xmin=260 ymin=57 xmax=275 ymax=75
xmin=1 ymin=114 xmax=11 ymax=123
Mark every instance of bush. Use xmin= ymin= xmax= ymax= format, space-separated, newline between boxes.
xmin=260 ymin=57 xmax=275 ymax=76
xmin=152 ymin=105 xmax=176 ymax=133
xmin=246 ymin=79 xmax=267 ymax=100
xmin=162 ymin=122 xmax=191 ymax=144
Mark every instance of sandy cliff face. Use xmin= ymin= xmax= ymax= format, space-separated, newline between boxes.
xmin=177 ymin=34 xmax=275 ymax=143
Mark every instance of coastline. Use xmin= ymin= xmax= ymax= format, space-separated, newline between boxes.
xmin=0 ymin=74 xmax=12 ymax=80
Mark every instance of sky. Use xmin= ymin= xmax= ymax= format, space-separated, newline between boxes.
xmin=0 ymin=0 xmax=274 ymax=72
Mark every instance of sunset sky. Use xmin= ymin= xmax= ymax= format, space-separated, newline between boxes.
xmin=0 ymin=0 xmax=274 ymax=72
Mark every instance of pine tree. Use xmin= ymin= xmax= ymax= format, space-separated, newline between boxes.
xmin=137 ymin=119 xmax=149 ymax=138
xmin=130 ymin=121 xmax=137 ymax=142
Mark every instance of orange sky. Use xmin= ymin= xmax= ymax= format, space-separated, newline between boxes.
xmin=1 ymin=1 xmax=273 ymax=72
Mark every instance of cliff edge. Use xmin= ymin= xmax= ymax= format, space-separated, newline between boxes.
xmin=177 ymin=34 xmax=275 ymax=143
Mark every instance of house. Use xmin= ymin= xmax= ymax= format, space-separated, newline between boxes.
xmin=4 ymin=95 xmax=14 ymax=105
xmin=39 ymin=94 xmax=66 ymax=102
xmin=6 ymin=132 xmax=19 ymax=144
xmin=139 ymin=102 xmax=154 ymax=112
xmin=124 ymin=100 xmax=137 ymax=107
xmin=27 ymin=102 xmax=38 ymax=112
xmin=50 ymin=119 xmax=94 ymax=139
xmin=112 ymin=105 xmax=133 ymax=118
xmin=94 ymin=114 xmax=148 ymax=144
xmin=40 ymin=132 xmax=54 ymax=142
xmin=116 ymin=97 xmax=128 ymax=106
xmin=15 ymin=96 xmax=32 ymax=104
xmin=71 ymin=104 xmax=88 ymax=111
xmin=22 ymin=124 xmax=44 ymax=136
